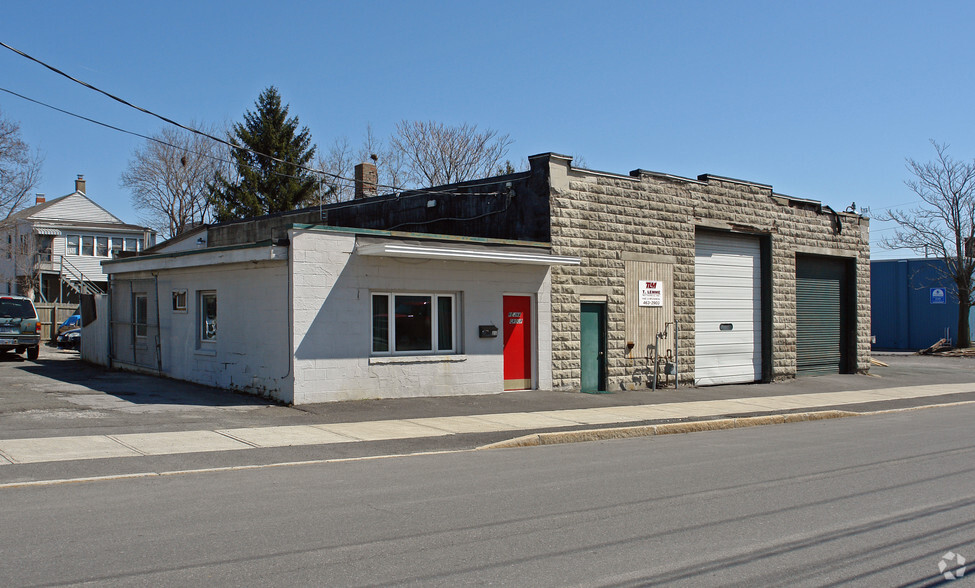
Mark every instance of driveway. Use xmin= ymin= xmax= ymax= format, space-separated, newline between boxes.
xmin=0 ymin=345 xmax=301 ymax=439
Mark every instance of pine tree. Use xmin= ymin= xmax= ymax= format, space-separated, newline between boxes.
xmin=210 ymin=87 xmax=319 ymax=221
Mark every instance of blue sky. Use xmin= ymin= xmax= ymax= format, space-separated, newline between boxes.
xmin=3 ymin=1 xmax=974 ymax=258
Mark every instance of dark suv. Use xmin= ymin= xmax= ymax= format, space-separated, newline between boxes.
xmin=0 ymin=296 xmax=41 ymax=360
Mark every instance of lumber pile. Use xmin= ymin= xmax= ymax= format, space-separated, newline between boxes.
xmin=917 ymin=338 xmax=949 ymax=355
xmin=931 ymin=348 xmax=975 ymax=357
xmin=915 ymin=338 xmax=975 ymax=356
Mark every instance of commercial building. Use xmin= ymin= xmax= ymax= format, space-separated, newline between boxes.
xmin=92 ymin=153 xmax=870 ymax=403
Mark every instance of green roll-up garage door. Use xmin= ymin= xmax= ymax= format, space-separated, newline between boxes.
xmin=796 ymin=255 xmax=849 ymax=376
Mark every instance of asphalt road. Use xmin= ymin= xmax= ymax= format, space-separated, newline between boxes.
xmin=2 ymin=403 xmax=974 ymax=586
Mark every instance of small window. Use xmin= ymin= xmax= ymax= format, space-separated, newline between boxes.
xmin=124 ymin=238 xmax=139 ymax=252
xmin=96 ymin=236 xmax=109 ymax=257
xmin=110 ymin=238 xmax=123 ymax=257
xmin=133 ymin=294 xmax=148 ymax=339
xmin=372 ymin=292 xmax=456 ymax=355
xmin=200 ymin=291 xmax=217 ymax=342
xmin=81 ymin=236 xmax=94 ymax=256
xmin=36 ymin=236 xmax=53 ymax=263
xmin=172 ymin=290 xmax=187 ymax=312
xmin=66 ymin=235 xmax=80 ymax=256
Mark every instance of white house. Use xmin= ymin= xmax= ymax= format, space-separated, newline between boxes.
xmin=0 ymin=175 xmax=156 ymax=302
xmin=97 ymin=223 xmax=578 ymax=404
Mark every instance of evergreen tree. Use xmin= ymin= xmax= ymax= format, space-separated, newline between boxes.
xmin=210 ymin=87 xmax=319 ymax=221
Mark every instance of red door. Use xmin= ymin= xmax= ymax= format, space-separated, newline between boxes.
xmin=503 ymin=296 xmax=532 ymax=390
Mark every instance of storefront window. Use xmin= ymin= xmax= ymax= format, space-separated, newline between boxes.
xmin=371 ymin=293 xmax=456 ymax=355
xmin=372 ymin=294 xmax=389 ymax=353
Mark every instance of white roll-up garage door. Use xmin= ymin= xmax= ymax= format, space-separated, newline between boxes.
xmin=694 ymin=231 xmax=762 ymax=385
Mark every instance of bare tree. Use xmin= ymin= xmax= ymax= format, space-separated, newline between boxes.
xmin=880 ymin=141 xmax=975 ymax=347
xmin=390 ymin=121 xmax=512 ymax=186
xmin=358 ymin=124 xmax=408 ymax=192
xmin=121 ymin=125 xmax=225 ymax=239
xmin=0 ymin=109 xmax=43 ymax=220
xmin=316 ymin=124 xmax=408 ymax=199
xmin=317 ymin=136 xmax=356 ymax=202
xmin=14 ymin=232 xmax=39 ymax=300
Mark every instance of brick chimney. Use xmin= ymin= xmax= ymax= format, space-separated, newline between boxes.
xmin=35 ymin=193 xmax=45 ymax=205
xmin=354 ymin=162 xmax=378 ymax=199
xmin=75 ymin=174 xmax=86 ymax=194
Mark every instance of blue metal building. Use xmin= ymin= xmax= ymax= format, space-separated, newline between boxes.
xmin=871 ymin=258 xmax=974 ymax=351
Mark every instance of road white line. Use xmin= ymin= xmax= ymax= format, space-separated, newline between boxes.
xmin=0 ymin=449 xmax=475 ymax=490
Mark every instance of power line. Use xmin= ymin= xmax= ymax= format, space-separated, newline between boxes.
xmin=0 ymin=40 xmax=332 ymax=180
xmin=0 ymin=85 xmax=355 ymax=190
xmin=0 ymin=86 xmax=231 ymax=167
xmin=0 ymin=84 xmax=514 ymax=223
xmin=0 ymin=40 xmax=521 ymax=200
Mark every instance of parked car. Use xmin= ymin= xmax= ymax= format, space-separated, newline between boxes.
xmin=57 ymin=327 xmax=81 ymax=350
xmin=0 ymin=295 xmax=41 ymax=360
xmin=57 ymin=314 xmax=81 ymax=336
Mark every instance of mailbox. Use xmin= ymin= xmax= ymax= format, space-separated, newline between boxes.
xmin=479 ymin=325 xmax=499 ymax=338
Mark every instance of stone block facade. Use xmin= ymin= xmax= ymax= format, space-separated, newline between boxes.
xmin=537 ymin=154 xmax=870 ymax=391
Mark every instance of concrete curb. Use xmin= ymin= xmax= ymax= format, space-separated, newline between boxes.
xmin=477 ymin=402 xmax=975 ymax=450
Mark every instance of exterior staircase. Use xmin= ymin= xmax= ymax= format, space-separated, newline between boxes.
xmin=59 ymin=256 xmax=104 ymax=295
xmin=32 ymin=253 xmax=104 ymax=302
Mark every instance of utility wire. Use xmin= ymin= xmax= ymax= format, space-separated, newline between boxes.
xmin=0 ymin=86 xmax=234 ymax=168
xmin=0 ymin=40 xmax=521 ymax=199
xmin=0 ymin=85 xmax=510 ymax=222
xmin=0 ymin=40 xmax=334 ymax=180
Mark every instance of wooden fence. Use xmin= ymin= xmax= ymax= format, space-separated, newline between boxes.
xmin=35 ymin=303 xmax=80 ymax=341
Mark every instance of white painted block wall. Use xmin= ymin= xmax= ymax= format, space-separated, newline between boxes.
xmin=290 ymin=229 xmax=553 ymax=403
xmin=80 ymin=294 xmax=110 ymax=366
xmin=134 ymin=261 xmax=292 ymax=399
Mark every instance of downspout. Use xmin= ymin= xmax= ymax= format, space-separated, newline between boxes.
xmin=107 ymin=275 xmax=114 ymax=369
xmin=279 ymin=239 xmax=293 ymax=403
xmin=282 ymin=243 xmax=292 ymax=381
xmin=674 ymin=319 xmax=679 ymax=390
xmin=153 ymin=272 xmax=162 ymax=373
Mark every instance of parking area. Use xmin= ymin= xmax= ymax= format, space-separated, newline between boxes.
xmin=0 ymin=345 xmax=304 ymax=439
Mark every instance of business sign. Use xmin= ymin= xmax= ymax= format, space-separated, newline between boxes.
xmin=931 ymin=287 xmax=947 ymax=305
xmin=639 ymin=280 xmax=663 ymax=307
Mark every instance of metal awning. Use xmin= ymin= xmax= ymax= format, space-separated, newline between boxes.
xmin=35 ymin=227 xmax=62 ymax=236
xmin=356 ymin=241 xmax=580 ymax=266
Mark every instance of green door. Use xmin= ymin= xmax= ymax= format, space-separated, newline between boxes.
xmin=796 ymin=255 xmax=849 ymax=376
xmin=580 ymin=303 xmax=607 ymax=392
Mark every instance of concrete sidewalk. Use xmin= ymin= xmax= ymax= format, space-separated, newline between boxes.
xmin=2 ymin=381 xmax=973 ymax=466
